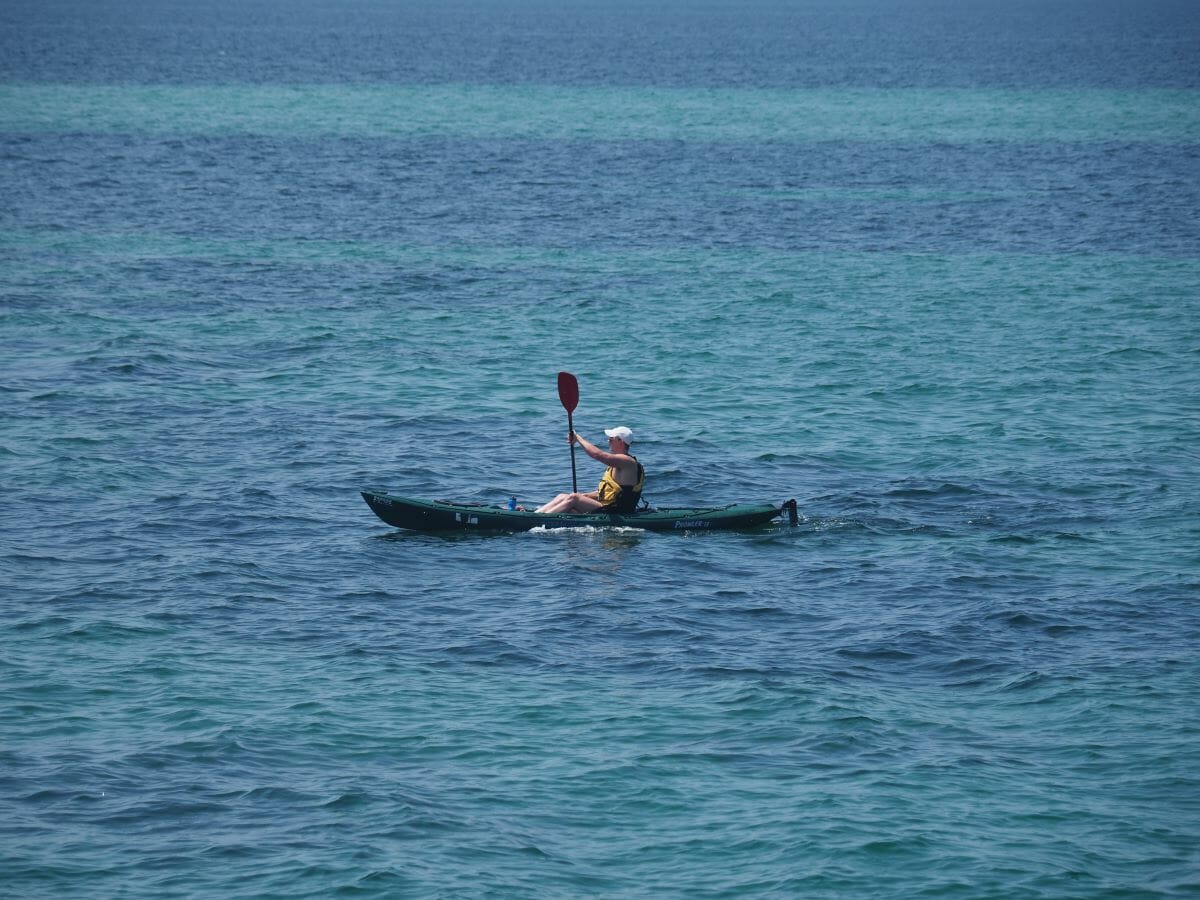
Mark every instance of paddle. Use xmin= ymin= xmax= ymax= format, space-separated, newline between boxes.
xmin=557 ymin=371 xmax=579 ymax=493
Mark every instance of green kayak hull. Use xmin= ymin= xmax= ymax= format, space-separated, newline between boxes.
xmin=362 ymin=491 xmax=796 ymax=533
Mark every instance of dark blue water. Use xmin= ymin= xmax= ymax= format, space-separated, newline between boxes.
xmin=3 ymin=0 xmax=1198 ymax=89
xmin=2 ymin=1 xmax=1199 ymax=896
xmin=4 ymin=131 xmax=1198 ymax=256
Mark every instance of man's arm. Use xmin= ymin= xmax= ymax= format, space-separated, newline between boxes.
xmin=573 ymin=433 xmax=636 ymax=475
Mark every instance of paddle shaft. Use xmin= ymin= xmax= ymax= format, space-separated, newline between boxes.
xmin=567 ymin=410 xmax=578 ymax=493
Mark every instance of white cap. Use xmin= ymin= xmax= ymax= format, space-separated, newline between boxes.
xmin=604 ymin=426 xmax=634 ymax=443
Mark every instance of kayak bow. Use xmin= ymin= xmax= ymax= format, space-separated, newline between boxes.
xmin=362 ymin=491 xmax=798 ymax=533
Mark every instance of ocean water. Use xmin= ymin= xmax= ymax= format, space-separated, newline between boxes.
xmin=2 ymin=0 xmax=1199 ymax=896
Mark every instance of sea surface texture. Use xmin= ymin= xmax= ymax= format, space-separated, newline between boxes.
xmin=2 ymin=1 xmax=1198 ymax=896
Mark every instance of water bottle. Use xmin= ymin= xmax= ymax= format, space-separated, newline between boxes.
xmin=507 ymin=496 xmax=517 ymax=510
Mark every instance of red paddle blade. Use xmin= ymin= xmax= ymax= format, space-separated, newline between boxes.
xmin=557 ymin=371 xmax=579 ymax=413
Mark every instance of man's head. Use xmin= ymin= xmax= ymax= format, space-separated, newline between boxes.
xmin=604 ymin=426 xmax=634 ymax=451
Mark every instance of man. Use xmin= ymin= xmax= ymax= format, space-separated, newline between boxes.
xmin=536 ymin=426 xmax=645 ymax=514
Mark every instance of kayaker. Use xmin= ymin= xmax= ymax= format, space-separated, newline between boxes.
xmin=536 ymin=426 xmax=645 ymax=514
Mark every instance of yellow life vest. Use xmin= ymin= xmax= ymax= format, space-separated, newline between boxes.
xmin=596 ymin=457 xmax=645 ymax=512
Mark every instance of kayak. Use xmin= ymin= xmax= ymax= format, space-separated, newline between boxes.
xmin=362 ymin=491 xmax=798 ymax=533
xmin=361 ymin=491 xmax=796 ymax=533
